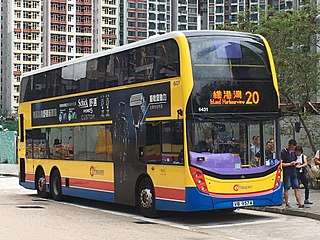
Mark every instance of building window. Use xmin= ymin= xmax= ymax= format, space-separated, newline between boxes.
xmin=128 ymin=2 xmax=135 ymax=8
xmin=15 ymin=0 xmax=21 ymax=7
xmin=137 ymin=13 xmax=147 ymax=19
xmin=216 ymin=15 xmax=224 ymax=22
xmin=128 ymin=12 xmax=135 ymax=18
xmin=137 ymin=31 xmax=147 ymax=37
xmin=128 ymin=31 xmax=135 ymax=37
xmin=128 ymin=21 xmax=135 ymax=27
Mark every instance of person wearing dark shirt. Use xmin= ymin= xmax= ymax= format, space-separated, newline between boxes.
xmin=281 ymin=139 xmax=305 ymax=209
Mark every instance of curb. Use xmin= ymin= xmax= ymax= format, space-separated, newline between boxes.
xmin=250 ymin=206 xmax=320 ymax=221
xmin=0 ymin=173 xmax=19 ymax=177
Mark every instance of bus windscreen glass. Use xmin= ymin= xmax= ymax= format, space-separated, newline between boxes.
xmin=188 ymin=36 xmax=272 ymax=81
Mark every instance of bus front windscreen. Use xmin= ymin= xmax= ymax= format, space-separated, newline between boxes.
xmin=187 ymin=117 xmax=277 ymax=170
xmin=187 ymin=35 xmax=272 ymax=81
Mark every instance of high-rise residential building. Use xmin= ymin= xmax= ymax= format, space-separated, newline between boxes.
xmin=92 ymin=0 xmax=118 ymax=53
xmin=1 ymin=0 xmax=42 ymax=113
xmin=43 ymin=0 xmax=93 ymax=66
xmin=117 ymin=0 xmax=201 ymax=45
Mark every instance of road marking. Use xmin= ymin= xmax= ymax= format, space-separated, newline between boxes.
xmin=197 ymin=218 xmax=283 ymax=229
xmin=58 ymin=200 xmax=191 ymax=230
xmin=56 ymin=201 xmax=244 ymax=240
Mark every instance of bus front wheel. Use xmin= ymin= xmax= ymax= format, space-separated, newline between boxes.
xmin=36 ymin=169 xmax=48 ymax=198
xmin=137 ymin=178 xmax=157 ymax=218
xmin=50 ymin=170 xmax=62 ymax=201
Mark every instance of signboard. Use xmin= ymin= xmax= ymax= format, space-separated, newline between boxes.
xmin=192 ymin=80 xmax=278 ymax=114
xmin=210 ymin=90 xmax=260 ymax=105
xmin=32 ymin=82 xmax=171 ymax=126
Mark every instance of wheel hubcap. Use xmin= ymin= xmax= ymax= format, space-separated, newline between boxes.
xmin=53 ymin=177 xmax=60 ymax=195
xmin=140 ymin=188 xmax=152 ymax=209
xmin=38 ymin=176 xmax=46 ymax=192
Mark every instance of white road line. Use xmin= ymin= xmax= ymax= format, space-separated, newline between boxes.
xmin=197 ymin=218 xmax=283 ymax=229
xmin=59 ymin=200 xmax=192 ymax=230
xmin=56 ymin=201 xmax=244 ymax=240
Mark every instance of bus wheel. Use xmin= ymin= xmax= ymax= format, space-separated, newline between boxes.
xmin=36 ymin=169 xmax=48 ymax=198
xmin=50 ymin=170 xmax=62 ymax=201
xmin=137 ymin=178 xmax=157 ymax=218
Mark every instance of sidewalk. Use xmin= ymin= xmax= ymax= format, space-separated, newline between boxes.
xmin=1 ymin=164 xmax=320 ymax=220
xmin=250 ymin=188 xmax=320 ymax=220
xmin=0 ymin=163 xmax=18 ymax=177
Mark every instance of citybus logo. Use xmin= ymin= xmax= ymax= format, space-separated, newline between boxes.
xmin=90 ymin=166 xmax=104 ymax=177
xmin=233 ymin=184 xmax=253 ymax=191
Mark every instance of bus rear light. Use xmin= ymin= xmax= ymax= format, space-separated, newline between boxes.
xmin=273 ymin=164 xmax=282 ymax=189
xmin=189 ymin=167 xmax=209 ymax=194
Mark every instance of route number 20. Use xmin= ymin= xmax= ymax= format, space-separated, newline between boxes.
xmin=245 ymin=91 xmax=260 ymax=105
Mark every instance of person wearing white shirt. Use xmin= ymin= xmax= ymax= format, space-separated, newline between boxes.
xmin=295 ymin=145 xmax=313 ymax=204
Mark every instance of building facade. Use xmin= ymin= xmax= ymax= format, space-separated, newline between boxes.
xmin=43 ymin=0 xmax=93 ymax=66
xmin=92 ymin=0 xmax=118 ymax=53
xmin=1 ymin=0 xmax=42 ymax=113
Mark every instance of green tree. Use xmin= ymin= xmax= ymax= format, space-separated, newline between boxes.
xmin=223 ymin=5 xmax=320 ymax=152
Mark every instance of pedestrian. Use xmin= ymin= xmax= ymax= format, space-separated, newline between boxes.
xmin=281 ymin=139 xmax=305 ymax=209
xmin=313 ymin=149 xmax=320 ymax=165
xmin=295 ymin=145 xmax=313 ymax=204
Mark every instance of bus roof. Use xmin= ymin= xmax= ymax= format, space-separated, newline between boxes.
xmin=22 ymin=30 xmax=260 ymax=78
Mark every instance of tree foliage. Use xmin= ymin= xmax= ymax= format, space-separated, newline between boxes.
xmin=222 ymin=4 xmax=320 ymax=152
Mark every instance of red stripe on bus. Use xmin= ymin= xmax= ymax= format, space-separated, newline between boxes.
xmin=209 ymin=189 xmax=274 ymax=198
xmin=69 ymin=178 xmax=114 ymax=192
xmin=155 ymin=186 xmax=185 ymax=201
xmin=25 ymin=173 xmax=34 ymax=182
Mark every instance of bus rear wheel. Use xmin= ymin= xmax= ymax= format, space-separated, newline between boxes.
xmin=137 ymin=178 xmax=157 ymax=218
xmin=50 ymin=170 xmax=62 ymax=201
xmin=36 ymin=169 xmax=48 ymax=198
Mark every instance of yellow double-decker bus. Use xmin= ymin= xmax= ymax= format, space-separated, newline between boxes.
xmin=18 ymin=31 xmax=282 ymax=217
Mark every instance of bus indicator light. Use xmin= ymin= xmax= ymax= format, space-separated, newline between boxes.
xmin=273 ymin=164 xmax=282 ymax=189
xmin=189 ymin=167 xmax=209 ymax=194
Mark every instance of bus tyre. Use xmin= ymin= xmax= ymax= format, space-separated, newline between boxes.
xmin=36 ymin=169 xmax=48 ymax=198
xmin=137 ymin=178 xmax=157 ymax=218
xmin=50 ymin=170 xmax=62 ymax=201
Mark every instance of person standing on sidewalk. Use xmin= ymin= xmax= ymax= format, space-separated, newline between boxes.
xmin=295 ymin=145 xmax=313 ymax=205
xmin=281 ymin=139 xmax=305 ymax=209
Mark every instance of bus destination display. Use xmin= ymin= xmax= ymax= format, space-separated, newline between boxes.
xmin=210 ymin=90 xmax=260 ymax=105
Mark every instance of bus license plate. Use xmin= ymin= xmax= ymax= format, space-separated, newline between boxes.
xmin=233 ymin=200 xmax=253 ymax=207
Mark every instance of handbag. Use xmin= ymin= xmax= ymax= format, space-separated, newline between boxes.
xmin=305 ymin=164 xmax=320 ymax=181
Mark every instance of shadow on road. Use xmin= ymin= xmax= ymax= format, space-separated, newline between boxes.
xmin=52 ymin=195 xmax=274 ymax=225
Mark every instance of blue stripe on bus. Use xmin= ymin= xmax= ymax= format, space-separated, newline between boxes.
xmin=155 ymin=200 xmax=187 ymax=211
xmin=155 ymin=188 xmax=214 ymax=212
xmin=62 ymin=186 xmax=115 ymax=203
xmin=20 ymin=181 xmax=34 ymax=190
xmin=185 ymin=183 xmax=283 ymax=211
xmin=156 ymin=183 xmax=283 ymax=212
